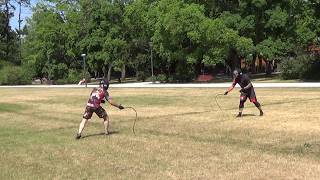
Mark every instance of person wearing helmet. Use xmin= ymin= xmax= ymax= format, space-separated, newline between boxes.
xmin=224 ymin=69 xmax=264 ymax=117
xmin=76 ymin=79 xmax=124 ymax=139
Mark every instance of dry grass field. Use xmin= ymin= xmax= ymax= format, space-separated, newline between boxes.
xmin=0 ymin=87 xmax=319 ymax=179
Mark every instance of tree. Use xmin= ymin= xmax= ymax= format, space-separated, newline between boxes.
xmin=0 ymin=0 xmax=19 ymax=64
xmin=23 ymin=3 xmax=70 ymax=80
xmin=0 ymin=10 xmax=7 ymax=61
xmin=123 ymin=0 xmax=153 ymax=80
xmin=17 ymin=0 xmax=31 ymax=60
xmin=19 ymin=0 xmax=320 ymax=83
xmin=78 ymin=0 xmax=127 ymax=81
xmin=151 ymin=0 xmax=207 ymax=80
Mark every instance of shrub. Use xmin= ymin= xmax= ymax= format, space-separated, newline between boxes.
xmin=303 ymin=56 xmax=320 ymax=79
xmin=280 ymin=57 xmax=303 ymax=79
xmin=173 ymin=61 xmax=195 ymax=82
xmin=0 ymin=66 xmax=32 ymax=85
xmin=136 ymin=71 xmax=147 ymax=82
xmin=56 ymin=69 xmax=83 ymax=85
xmin=155 ymin=74 xmax=167 ymax=82
xmin=280 ymin=54 xmax=320 ymax=80
xmin=67 ymin=69 xmax=83 ymax=83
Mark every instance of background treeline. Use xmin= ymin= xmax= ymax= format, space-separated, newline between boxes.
xmin=1 ymin=0 xmax=320 ymax=85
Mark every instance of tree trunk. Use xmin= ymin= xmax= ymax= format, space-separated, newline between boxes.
xmin=266 ymin=61 xmax=272 ymax=75
xmin=18 ymin=0 xmax=22 ymax=61
xmin=121 ymin=64 xmax=126 ymax=80
xmin=195 ymin=61 xmax=202 ymax=76
xmin=107 ymin=63 xmax=112 ymax=81
xmin=5 ymin=0 xmax=9 ymax=62
xmin=258 ymin=57 xmax=262 ymax=73
xmin=227 ymin=49 xmax=239 ymax=71
xmin=103 ymin=66 xmax=107 ymax=79
xmin=251 ymin=54 xmax=257 ymax=74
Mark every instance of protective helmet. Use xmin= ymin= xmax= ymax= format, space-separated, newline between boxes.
xmin=99 ymin=79 xmax=109 ymax=91
xmin=233 ymin=69 xmax=242 ymax=79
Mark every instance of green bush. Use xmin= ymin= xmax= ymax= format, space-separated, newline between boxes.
xmin=56 ymin=69 xmax=83 ymax=84
xmin=0 ymin=66 xmax=32 ymax=85
xmin=0 ymin=61 xmax=14 ymax=69
xmin=21 ymin=62 xmax=37 ymax=81
xmin=136 ymin=71 xmax=147 ymax=82
xmin=173 ymin=61 xmax=195 ymax=82
xmin=280 ymin=57 xmax=303 ymax=79
xmin=55 ymin=79 xmax=68 ymax=85
xmin=155 ymin=74 xmax=167 ymax=82
xmin=52 ymin=63 xmax=69 ymax=80
xmin=67 ymin=69 xmax=83 ymax=83
xmin=280 ymin=54 xmax=320 ymax=80
xmin=303 ymin=57 xmax=320 ymax=79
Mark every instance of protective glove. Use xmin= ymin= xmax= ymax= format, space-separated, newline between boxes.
xmin=224 ymin=91 xmax=228 ymax=95
xmin=118 ymin=105 xmax=124 ymax=110
xmin=239 ymin=88 xmax=245 ymax=93
xmin=101 ymin=100 xmax=105 ymax=104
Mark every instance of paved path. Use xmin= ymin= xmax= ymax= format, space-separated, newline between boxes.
xmin=1 ymin=82 xmax=320 ymax=88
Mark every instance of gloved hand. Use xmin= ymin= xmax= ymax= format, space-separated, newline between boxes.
xmin=239 ymin=88 xmax=245 ymax=93
xmin=101 ymin=100 xmax=105 ymax=104
xmin=224 ymin=91 xmax=228 ymax=95
xmin=118 ymin=105 xmax=124 ymax=110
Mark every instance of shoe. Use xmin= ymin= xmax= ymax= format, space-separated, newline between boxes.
xmin=75 ymin=133 xmax=81 ymax=140
xmin=105 ymin=131 xmax=109 ymax=136
xmin=236 ymin=113 xmax=242 ymax=118
xmin=260 ymin=111 xmax=264 ymax=116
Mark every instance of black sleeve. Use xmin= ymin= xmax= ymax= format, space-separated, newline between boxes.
xmin=105 ymin=91 xmax=111 ymax=101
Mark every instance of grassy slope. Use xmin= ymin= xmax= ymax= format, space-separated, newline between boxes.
xmin=0 ymin=88 xmax=319 ymax=179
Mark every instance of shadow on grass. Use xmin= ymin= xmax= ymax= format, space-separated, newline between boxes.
xmin=81 ymin=131 xmax=119 ymax=139
xmin=216 ymin=97 xmax=320 ymax=112
xmin=241 ymin=114 xmax=257 ymax=117
xmin=143 ymin=128 xmax=320 ymax=159
xmin=139 ymin=97 xmax=320 ymax=123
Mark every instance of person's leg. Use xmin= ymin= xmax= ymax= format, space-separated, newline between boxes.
xmin=254 ymin=101 xmax=263 ymax=116
xmin=76 ymin=106 xmax=93 ymax=139
xmin=257 ymin=104 xmax=263 ymax=116
xmin=250 ymin=97 xmax=263 ymax=116
xmin=96 ymin=106 xmax=109 ymax=135
xmin=103 ymin=115 xmax=110 ymax=135
xmin=76 ymin=118 xmax=88 ymax=139
xmin=238 ymin=95 xmax=247 ymax=117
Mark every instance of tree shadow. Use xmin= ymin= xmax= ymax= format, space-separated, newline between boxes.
xmin=81 ymin=131 xmax=119 ymax=139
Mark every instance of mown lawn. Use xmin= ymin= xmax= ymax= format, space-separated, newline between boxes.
xmin=0 ymin=87 xmax=319 ymax=179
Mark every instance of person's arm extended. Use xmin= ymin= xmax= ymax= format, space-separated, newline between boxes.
xmin=225 ymin=81 xmax=236 ymax=95
xmin=107 ymin=98 xmax=124 ymax=109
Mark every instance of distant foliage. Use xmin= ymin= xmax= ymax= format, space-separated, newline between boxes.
xmin=155 ymin=74 xmax=167 ymax=82
xmin=1 ymin=0 xmax=320 ymax=84
xmin=55 ymin=69 xmax=83 ymax=85
xmin=0 ymin=66 xmax=32 ymax=85
xmin=280 ymin=54 xmax=320 ymax=80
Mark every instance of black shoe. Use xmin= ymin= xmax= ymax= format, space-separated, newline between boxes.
xmin=236 ymin=113 xmax=242 ymax=118
xmin=75 ymin=133 xmax=81 ymax=140
xmin=260 ymin=111 xmax=264 ymax=116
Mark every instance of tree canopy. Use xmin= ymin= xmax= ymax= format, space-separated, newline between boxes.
xmin=0 ymin=0 xmax=319 ymax=84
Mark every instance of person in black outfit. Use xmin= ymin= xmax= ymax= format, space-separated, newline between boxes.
xmin=224 ymin=69 xmax=264 ymax=117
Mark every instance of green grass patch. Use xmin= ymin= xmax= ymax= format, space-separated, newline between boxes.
xmin=0 ymin=103 xmax=28 ymax=113
xmin=0 ymin=88 xmax=320 ymax=179
xmin=115 ymin=95 xmax=187 ymax=106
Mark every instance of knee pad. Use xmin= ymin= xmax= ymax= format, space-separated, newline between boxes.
xmin=239 ymin=101 xmax=245 ymax=108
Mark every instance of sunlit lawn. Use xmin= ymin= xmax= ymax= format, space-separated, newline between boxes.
xmin=0 ymin=87 xmax=319 ymax=179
